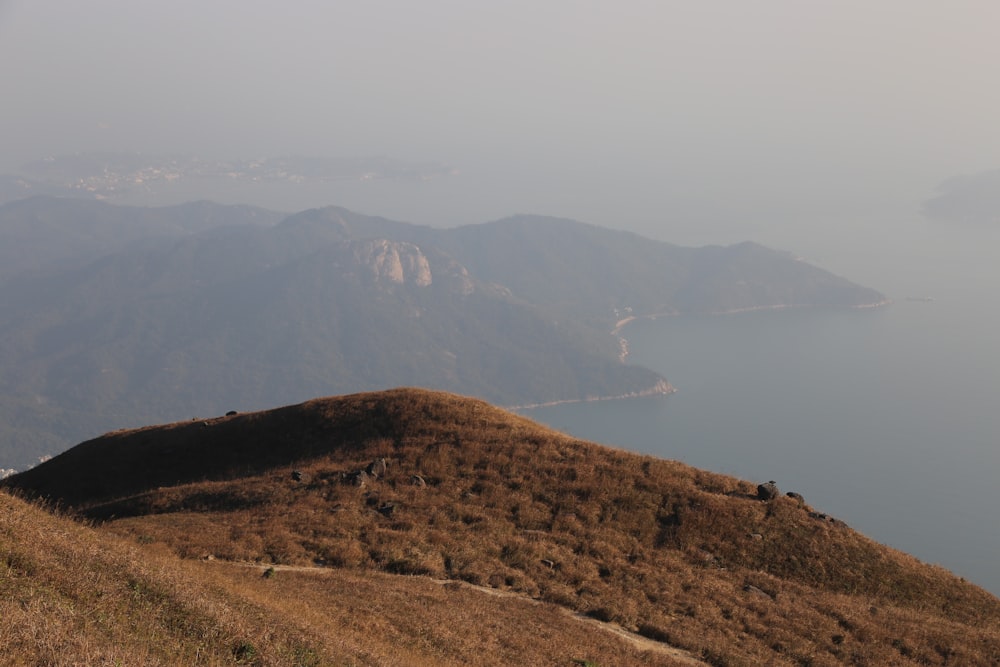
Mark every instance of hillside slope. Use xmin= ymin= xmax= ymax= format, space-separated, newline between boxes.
xmin=6 ymin=388 xmax=998 ymax=666
xmin=422 ymin=214 xmax=887 ymax=324
xmin=0 ymin=195 xmax=283 ymax=285
xmin=0 ymin=199 xmax=885 ymax=470
xmin=0 ymin=491 xmax=692 ymax=666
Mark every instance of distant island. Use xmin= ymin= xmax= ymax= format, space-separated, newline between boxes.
xmin=922 ymin=168 xmax=1000 ymax=225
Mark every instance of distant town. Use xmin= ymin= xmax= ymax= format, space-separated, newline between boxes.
xmin=1 ymin=152 xmax=456 ymax=203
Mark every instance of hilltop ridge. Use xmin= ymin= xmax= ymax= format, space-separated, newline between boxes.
xmin=5 ymin=388 xmax=998 ymax=666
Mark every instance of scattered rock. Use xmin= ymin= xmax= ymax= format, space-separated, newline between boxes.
xmin=744 ymin=584 xmax=773 ymax=600
xmin=377 ymin=502 xmax=397 ymax=518
xmin=225 ymin=410 xmax=238 ymax=416
xmin=694 ymin=549 xmax=717 ymax=565
xmin=748 ymin=533 xmax=763 ymax=541
xmin=291 ymin=470 xmax=305 ymax=482
xmin=786 ymin=491 xmax=805 ymax=505
xmin=540 ymin=558 xmax=556 ymax=569
xmin=345 ymin=470 xmax=369 ymax=487
xmin=410 ymin=474 xmax=427 ymax=487
xmin=757 ymin=481 xmax=779 ymax=501
xmin=366 ymin=458 xmax=388 ymax=479
xmin=808 ymin=511 xmax=845 ymax=527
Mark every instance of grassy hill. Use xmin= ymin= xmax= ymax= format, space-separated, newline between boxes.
xmin=0 ymin=198 xmax=889 ymax=470
xmin=5 ymin=388 xmax=998 ymax=666
xmin=1 ymin=491 xmax=689 ymax=666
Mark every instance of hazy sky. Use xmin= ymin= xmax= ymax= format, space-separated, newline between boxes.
xmin=5 ymin=1 xmax=1000 ymax=595
xmin=3 ymin=1 xmax=1000 ymax=254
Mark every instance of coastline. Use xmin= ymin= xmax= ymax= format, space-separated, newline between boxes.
xmin=608 ymin=298 xmax=891 ymax=378
xmin=508 ymin=379 xmax=675 ymax=411
xmin=516 ymin=298 xmax=889 ymax=413
xmin=614 ymin=298 xmax=893 ymax=333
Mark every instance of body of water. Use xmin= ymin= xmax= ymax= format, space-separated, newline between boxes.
xmin=524 ymin=241 xmax=1000 ymax=596
xmin=101 ymin=175 xmax=1000 ymax=596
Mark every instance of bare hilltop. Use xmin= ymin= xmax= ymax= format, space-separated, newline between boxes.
xmin=4 ymin=388 xmax=997 ymax=666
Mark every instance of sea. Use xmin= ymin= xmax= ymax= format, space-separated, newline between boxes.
xmin=116 ymin=174 xmax=1000 ymax=596
xmin=524 ymin=219 xmax=1000 ymax=598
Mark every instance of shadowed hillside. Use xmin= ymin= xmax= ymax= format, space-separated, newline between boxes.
xmin=6 ymin=388 xmax=999 ymax=666
xmin=0 ymin=195 xmax=283 ymax=285
xmin=0 ymin=198 xmax=887 ymax=470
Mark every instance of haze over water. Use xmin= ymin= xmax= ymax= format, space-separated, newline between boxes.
xmin=526 ymin=213 xmax=1000 ymax=596
xmin=3 ymin=1 xmax=1000 ymax=596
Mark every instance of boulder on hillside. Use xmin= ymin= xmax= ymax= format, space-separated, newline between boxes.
xmin=344 ymin=470 xmax=370 ymax=487
xmin=757 ymin=481 xmax=779 ymax=501
xmin=366 ymin=458 xmax=387 ymax=479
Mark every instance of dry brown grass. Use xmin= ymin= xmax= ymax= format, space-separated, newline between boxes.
xmin=5 ymin=387 xmax=1000 ymax=665
xmin=0 ymin=493 xmax=334 ymax=666
xmin=0 ymin=492 xmax=693 ymax=666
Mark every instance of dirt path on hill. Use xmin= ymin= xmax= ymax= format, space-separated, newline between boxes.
xmin=210 ymin=560 xmax=708 ymax=665
xmin=427 ymin=577 xmax=706 ymax=665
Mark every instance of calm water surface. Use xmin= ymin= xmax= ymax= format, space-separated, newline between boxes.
xmin=525 ymin=285 xmax=1000 ymax=596
xmin=125 ymin=180 xmax=1000 ymax=595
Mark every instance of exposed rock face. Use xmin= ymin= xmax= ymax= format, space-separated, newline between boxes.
xmin=354 ymin=239 xmax=432 ymax=287
xmin=439 ymin=257 xmax=475 ymax=295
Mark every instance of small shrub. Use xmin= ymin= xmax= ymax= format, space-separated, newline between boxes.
xmin=1 ymin=550 xmax=37 ymax=577
xmin=232 ymin=640 xmax=257 ymax=664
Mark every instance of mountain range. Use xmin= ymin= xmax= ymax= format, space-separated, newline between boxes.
xmin=0 ymin=196 xmax=885 ymax=470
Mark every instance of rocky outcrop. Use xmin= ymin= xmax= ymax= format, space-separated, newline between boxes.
xmin=353 ymin=239 xmax=432 ymax=287
xmin=786 ymin=491 xmax=805 ymax=506
xmin=757 ymin=481 xmax=779 ymax=501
